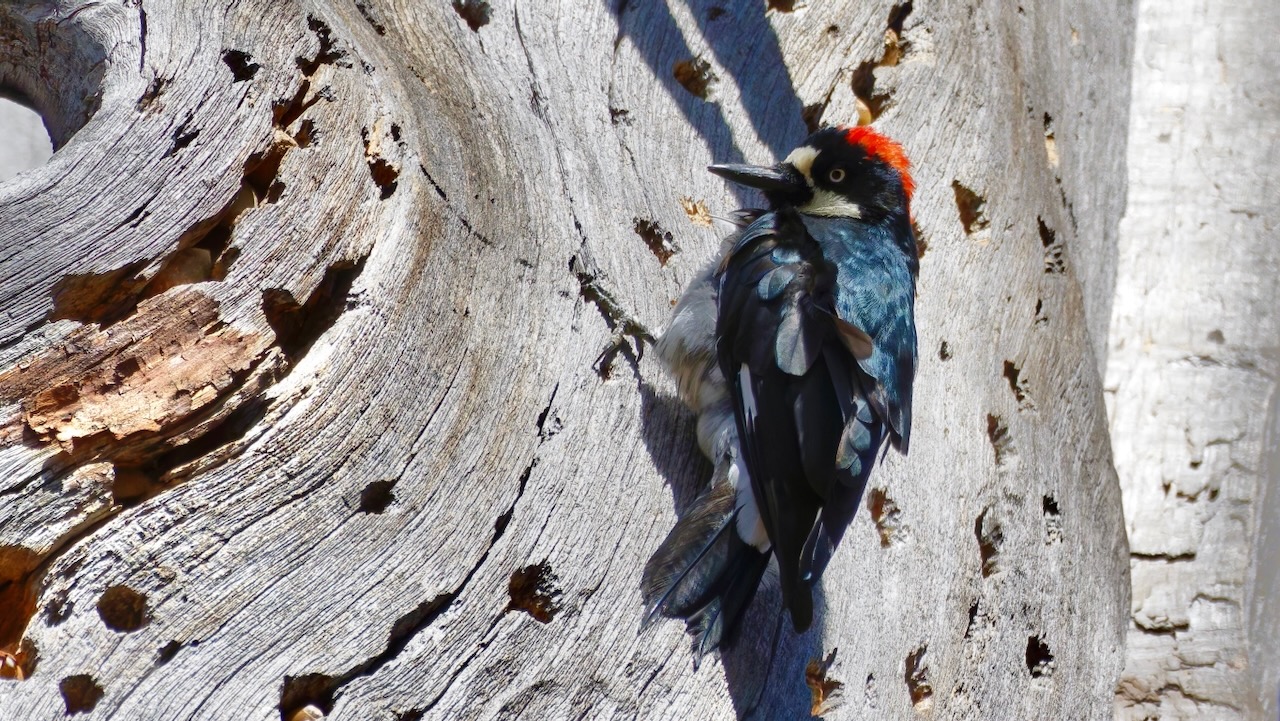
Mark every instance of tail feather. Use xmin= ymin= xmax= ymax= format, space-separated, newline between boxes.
xmin=641 ymin=469 xmax=769 ymax=661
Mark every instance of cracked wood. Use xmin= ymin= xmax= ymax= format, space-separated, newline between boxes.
xmin=0 ymin=1 xmax=1137 ymax=719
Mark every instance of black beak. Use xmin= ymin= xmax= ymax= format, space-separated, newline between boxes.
xmin=708 ymin=163 xmax=805 ymax=193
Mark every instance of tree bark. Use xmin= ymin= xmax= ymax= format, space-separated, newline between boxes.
xmin=0 ymin=1 xmax=1131 ymax=719
xmin=1107 ymin=0 xmax=1280 ymax=718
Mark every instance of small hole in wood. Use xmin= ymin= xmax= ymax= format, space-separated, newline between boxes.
xmin=867 ymin=489 xmax=902 ymax=547
xmin=279 ymin=673 xmax=335 ymax=721
xmin=222 ymin=49 xmax=261 ymax=82
xmin=506 ymin=561 xmax=562 ymax=623
xmin=986 ymin=414 xmax=1015 ymax=466
xmin=359 ymin=479 xmax=397 ymax=514
xmin=97 ymin=585 xmax=149 ymax=632
xmin=952 ymin=181 xmax=989 ymax=236
xmin=672 ymin=57 xmax=717 ymax=100
xmin=904 ymin=645 xmax=932 ymax=709
xmin=452 ymin=0 xmax=491 ymax=31
xmin=1026 ymin=635 xmax=1054 ymax=678
xmin=975 ymin=508 xmax=1003 ymax=577
xmin=1039 ymin=217 xmax=1064 ymax=273
xmin=633 ymin=218 xmax=678 ymax=265
xmin=60 ymin=674 xmax=104 ymax=715
xmin=805 ymin=648 xmax=844 ymax=716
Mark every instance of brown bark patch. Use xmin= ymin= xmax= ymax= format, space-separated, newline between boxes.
xmin=0 ymin=288 xmax=268 ymax=456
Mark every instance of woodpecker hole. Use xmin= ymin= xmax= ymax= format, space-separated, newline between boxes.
xmin=1002 ymin=361 xmax=1035 ymax=411
xmin=887 ymin=2 xmax=913 ymax=36
xmin=849 ymin=2 xmax=912 ymax=121
xmin=883 ymin=2 xmax=914 ymax=65
xmin=262 ymin=256 xmax=367 ymax=360
xmin=1043 ymin=113 xmax=1059 ymax=168
xmin=850 ymin=61 xmax=890 ymax=122
xmin=368 ymin=157 xmax=399 ymax=199
xmin=1034 ymin=298 xmax=1048 ymax=326
xmin=297 ymin=16 xmax=348 ymax=75
xmin=97 ymin=585 xmax=149 ymax=632
xmin=279 ymin=673 xmax=336 ymax=721
xmin=354 ymin=1 xmax=388 ymax=35
xmin=633 ymin=218 xmax=678 ymax=265
xmin=156 ymin=640 xmax=182 ymax=664
xmin=136 ymin=76 xmax=170 ymax=113
xmin=952 ymin=181 xmax=990 ymax=236
xmin=295 ymin=119 xmax=317 ymax=148
xmin=60 ymin=675 xmax=104 ymax=715
xmin=608 ymin=106 xmax=632 ymax=126
xmin=1207 ymin=329 xmax=1225 ymax=344
xmin=975 ymin=508 xmax=1003 ymax=577
xmin=0 ymin=639 xmax=37 ymax=681
xmin=1039 ymin=217 xmax=1065 ymax=274
xmin=361 ymin=126 xmax=400 ymax=200
xmin=767 ymin=0 xmax=798 ymax=11
xmin=1026 ymin=636 xmax=1054 ymax=678
xmin=938 ymin=341 xmax=952 ymax=361
xmin=359 ymin=479 xmax=397 ymax=514
xmin=986 ymin=414 xmax=1015 ymax=467
xmin=287 ymin=706 xmax=325 ymax=721
xmin=904 ymin=646 xmax=932 ymax=710
xmin=223 ymin=49 xmax=261 ymax=82
xmin=867 ymin=489 xmax=903 ymax=547
xmin=506 ymin=561 xmax=562 ymax=623
xmin=805 ymin=649 xmax=844 ymax=716
xmin=452 ymin=0 xmax=491 ymax=31
xmin=672 ymin=57 xmax=717 ymax=100
xmin=802 ymin=102 xmax=827 ymax=134
xmin=0 ymin=558 xmax=40 ymax=655
xmin=912 ymin=219 xmax=927 ymax=258
xmin=963 ymin=600 xmax=980 ymax=640
xmin=1043 ymin=495 xmax=1062 ymax=544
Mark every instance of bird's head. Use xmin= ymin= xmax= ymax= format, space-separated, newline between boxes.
xmin=709 ymin=126 xmax=915 ymax=221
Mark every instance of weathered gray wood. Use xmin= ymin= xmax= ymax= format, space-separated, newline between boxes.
xmin=1107 ymin=0 xmax=1280 ymax=718
xmin=0 ymin=1 xmax=1132 ymax=719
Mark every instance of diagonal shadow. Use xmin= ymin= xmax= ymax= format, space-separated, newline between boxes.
xmin=620 ymin=4 xmax=823 ymax=715
xmin=607 ymin=0 xmax=807 ymax=206
xmin=686 ymin=0 xmax=807 ymax=160
xmin=638 ymin=382 xmax=823 ymax=719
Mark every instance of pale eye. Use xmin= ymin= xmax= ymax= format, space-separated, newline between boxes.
xmin=828 ymin=168 xmax=846 ymax=183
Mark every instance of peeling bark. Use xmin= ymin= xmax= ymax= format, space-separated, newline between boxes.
xmin=0 ymin=1 xmax=1132 ymax=719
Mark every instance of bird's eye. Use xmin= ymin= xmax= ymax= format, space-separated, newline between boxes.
xmin=828 ymin=168 xmax=846 ymax=183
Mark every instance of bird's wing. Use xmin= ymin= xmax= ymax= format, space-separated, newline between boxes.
xmin=800 ymin=214 xmax=918 ymax=451
xmin=715 ymin=212 xmax=861 ymax=630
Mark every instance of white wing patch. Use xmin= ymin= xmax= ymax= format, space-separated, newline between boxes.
xmin=729 ymin=454 xmax=771 ymax=551
xmin=738 ymin=363 xmax=758 ymax=421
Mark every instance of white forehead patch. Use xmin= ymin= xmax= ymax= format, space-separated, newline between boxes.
xmin=799 ymin=189 xmax=863 ymax=219
xmin=784 ymin=146 xmax=819 ymax=184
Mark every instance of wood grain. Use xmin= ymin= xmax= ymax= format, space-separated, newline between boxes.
xmin=0 ymin=1 xmax=1133 ymax=719
xmin=1107 ymin=0 xmax=1280 ymax=717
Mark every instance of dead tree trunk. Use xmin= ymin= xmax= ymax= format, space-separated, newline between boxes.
xmin=1108 ymin=0 xmax=1280 ymax=718
xmin=0 ymin=1 xmax=1131 ymax=719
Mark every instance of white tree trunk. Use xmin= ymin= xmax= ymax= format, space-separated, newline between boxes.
xmin=1107 ymin=0 xmax=1280 ymax=718
xmin=0 ymin=1 xmax=1132 ymax=719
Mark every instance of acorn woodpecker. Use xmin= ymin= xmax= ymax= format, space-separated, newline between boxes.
xmin=642 ymin=125 xmax=918 ymax=663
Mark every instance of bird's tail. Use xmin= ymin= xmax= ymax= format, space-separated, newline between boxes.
xmin=641 ymin=463 xmax=769 ymax=665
